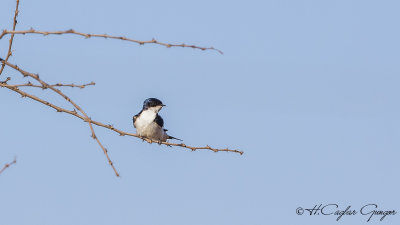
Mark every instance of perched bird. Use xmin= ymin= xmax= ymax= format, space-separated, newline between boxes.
xmin=133 ymin=98 xmax=182 ymax=142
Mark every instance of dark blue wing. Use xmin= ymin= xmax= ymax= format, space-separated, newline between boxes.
xmin=154 ymin=114 xmax=164 ymax=127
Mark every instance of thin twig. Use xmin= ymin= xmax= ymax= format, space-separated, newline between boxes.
xmin=0 ymin=0 xmax=20 ymax=76
xmin=50 ymin=82 xmax=95 ymax=88
xmin=4 ymin=81 xmax=95 ymax=89
xmin=0 ymin=28 xmax=224 ymax=54
xmin=0 ymin=157 xmax=17 ymax=175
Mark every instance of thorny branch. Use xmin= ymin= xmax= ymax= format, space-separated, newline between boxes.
xmin=0 ymin=0 xmax=20 ymax=76
xmin=3 ymin=81 xmax=95 ymax=89
xmin=0 ymin=157 xmax=17 ymax=175
xmin=1 ymin=60 xmax=120 ymax=176
xmin=0 ymin=28 xmax=224 ymax=54
xmin=0 ymin=81 xmax=243 ymax=155
xmin=0 ymin=61 xmax=244 ymax=156
xmin=0 ymin=0 xmax=242 ymax=177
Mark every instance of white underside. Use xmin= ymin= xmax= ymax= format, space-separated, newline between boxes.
xmin=134 ymin=108 xmax=168 ymax=141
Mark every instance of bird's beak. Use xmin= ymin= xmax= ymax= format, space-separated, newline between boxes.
xmin=162 ymin=104 xmax=166 ymax=107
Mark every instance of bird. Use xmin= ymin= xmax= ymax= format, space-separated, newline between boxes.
xmin=133 ymin=98 xmax=182 ymax=142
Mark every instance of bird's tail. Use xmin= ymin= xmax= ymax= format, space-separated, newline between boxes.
xmin=168 ymin=135 xmax=183 ymax=141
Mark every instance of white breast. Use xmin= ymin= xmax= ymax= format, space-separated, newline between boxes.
xmin=135 ymin=110 xmax=157 ymax=132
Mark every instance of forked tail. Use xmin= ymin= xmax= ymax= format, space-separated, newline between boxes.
xmin=168 ymin=135 xmax=183 ymax=141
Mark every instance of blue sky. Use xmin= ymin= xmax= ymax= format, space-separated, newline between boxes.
xmin=1 ymin=0 xmax=399 ymax=224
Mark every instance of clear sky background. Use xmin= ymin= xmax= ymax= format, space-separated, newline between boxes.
xmin=1 ymin=0 xmax=399 ymax=224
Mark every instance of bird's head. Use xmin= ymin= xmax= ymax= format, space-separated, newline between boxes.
xmin=142 ymin=98 xmax=165 ymax=113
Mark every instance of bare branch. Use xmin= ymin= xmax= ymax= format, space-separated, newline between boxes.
xmin=4 ymin=81 xmax=95 ymax=89
xmin=0 ymin=1 xmax=241 ymax=178
xmin=0 ymin=0 xmax=20 ymax=76
xmin=50 ymin=81 xmax=95 ymax=88
xmin=0 ymin=157 xmax=17 ymax=175
xmin=0 ymin=28 xmax=224 ymax=54
xmin=1 ymin=60 xmax=120 ymax=177
xmin=1 ymin=79 xmax=83 ymax=117
xmin=1 ymin=60 xmax=243 ymax=156
xmin=0 ymin=83 xmax=244 ymax=155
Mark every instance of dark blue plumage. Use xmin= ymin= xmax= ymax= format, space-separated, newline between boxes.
xmin=142 ymin=98 xmax=165 ymax=110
